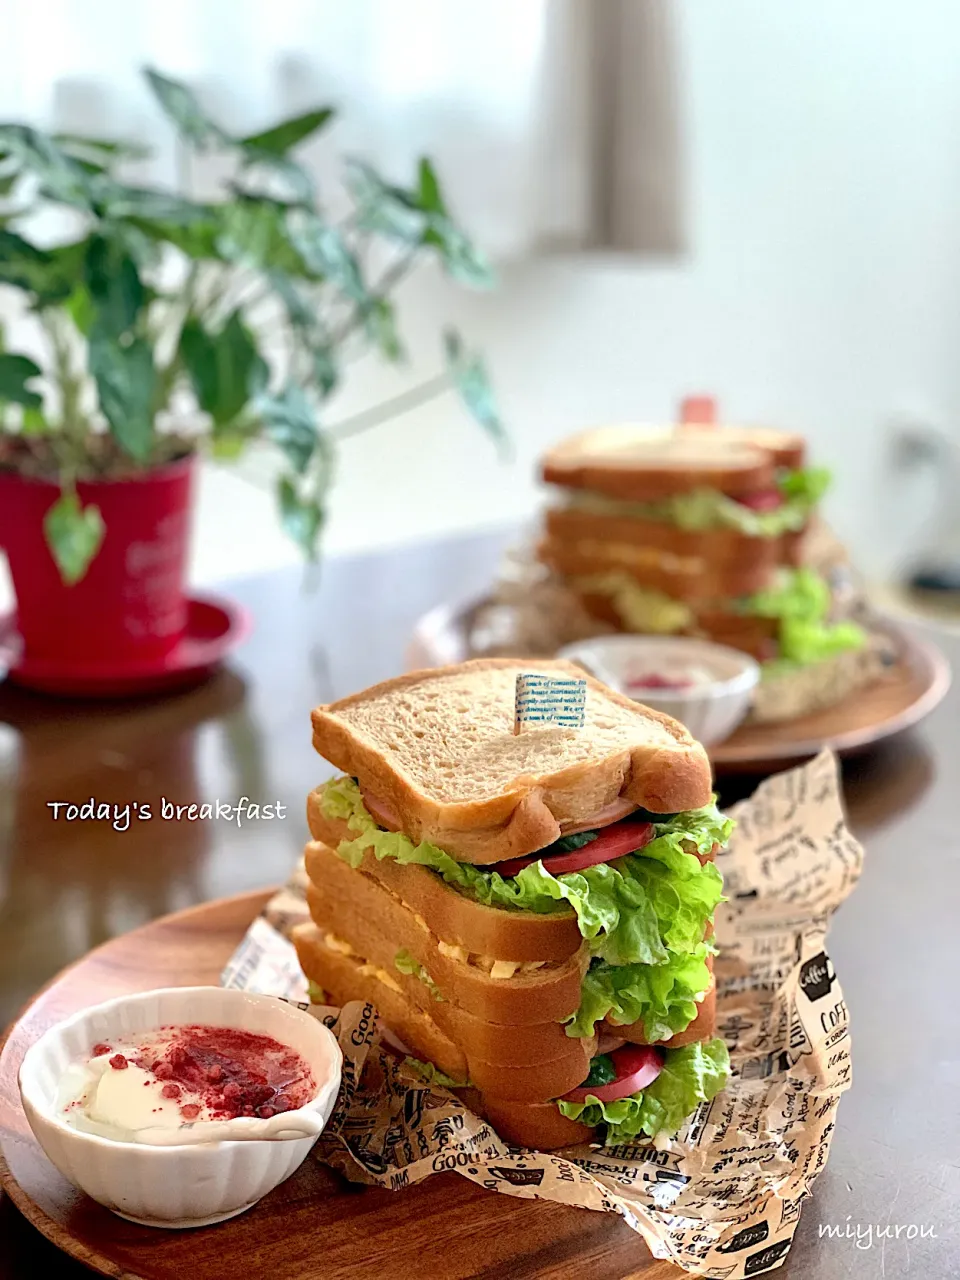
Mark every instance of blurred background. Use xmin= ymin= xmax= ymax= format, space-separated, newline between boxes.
xmin=2 ymin=0 xmax=960 ymax=605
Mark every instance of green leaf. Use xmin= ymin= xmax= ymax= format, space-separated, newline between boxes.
xmin=443 ymin=328 xmax=506 ymax=450
xmin=53 ymin=133 xmax=151 ymax=161
xmin=320 ymin=777 xmax=728 ymax=970
xmin=0 ymin=124 xmax=93 ymax=208
xmin=43 ymin=491 xmax=106 ymax=585
xmin=416 ymin=157 xmax=446 ymax=215
xmin=143 ymin=68 xmax=227 ymax=149
xmin=346 ymin=158 xmax=426 ymax=242
xmin=0 ymin=229 xmax=56 ymax=295
xmin=216 ymin=198 xmax=312 ymax=275
xmin=0 ymin=353 xmax=42 ymax=407
xmin=557 ymin=1039 xmax=730 ymax=1143
xmin=364 ymin=297 xmax=403 ymax=362
xmin=568 ymin=947 xmax=714 ymax=1041
xmin=107 ymin=186 xmax=212 ymax=224
xmin=179 ymin=311 xmax=262 ymax=428
xmin=65 ymin=284 xmax=95 ymax=336
xmin=268 ymin=269 xmax=317 ymax=328
xmin=311 ymin=347 xmax=339 ymax=398
xmin=425 ymin=217 xmax=494 ymax=287
xmin=21 ymin=405 xmax=47 ymax=435
xmin=236 ymin=155 xmax=315 ymax=206
xmin=238 ymin=107 xmax=335 ymax=155
xmin=84 ymin=236 xmax=144 ymax=334
xmin=127 ymin=214 xmax=223 ymax=260
xmin=277 ymin=474 xmax=325 ymax=558
xmin=259 ymin=383 xmax=318 ymax=473
xmin=89 ymin=332 xmax=155 ymax=461
xmin=290 ymin=215 xmax=365 ymax=300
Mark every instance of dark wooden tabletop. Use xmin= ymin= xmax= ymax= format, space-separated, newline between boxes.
xmin=1 ymin=526 xmax=958 ymax=1278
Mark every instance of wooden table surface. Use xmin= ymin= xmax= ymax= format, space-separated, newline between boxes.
xmin=1 ymin=527 xmax=958 ymax=1278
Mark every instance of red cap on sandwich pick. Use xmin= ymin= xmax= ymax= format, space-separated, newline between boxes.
xmin=678 ymin=394 xmax=717 ymax=426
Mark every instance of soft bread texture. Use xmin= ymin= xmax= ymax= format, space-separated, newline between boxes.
xmin=294 ymin=924 xmax=596 ymax=1102
xmin=541 ymin=426 xmax=775 ymax=500
xmin=539 ymin=536 xmax=775 ymax=600
xmin=311 ymin=658 xmax=712 ymax=864
xmin=545 ymin=507 xmax=787 ymax=568
xmin=306 ymin=805 xmax=582 ymax=961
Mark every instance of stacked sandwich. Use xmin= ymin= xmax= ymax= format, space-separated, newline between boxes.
xmin=539 ymin=424 xmax=865 ymax=675
xmin=294 ymin=658 xmax=730 ymax=1151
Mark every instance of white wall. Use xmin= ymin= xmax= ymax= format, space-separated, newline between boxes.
xmin=317 ymin=0 xmax=960 ymax=583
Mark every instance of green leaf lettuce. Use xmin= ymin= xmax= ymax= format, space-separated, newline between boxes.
xmin=567 ymin=946 xmax=713 ymax=1040
xmin=320 ymin=777 xmax=728 ymax=970
xmin=741 ymin=567 xmax=866 ymax=666
xmin=557 ymin=1039 xmax=729 ymax=1143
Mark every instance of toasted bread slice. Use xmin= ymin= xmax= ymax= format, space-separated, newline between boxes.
xmin=545 ymin=507 xmax=786 ymax=567
xmin=679 ymin=423 xmax=806 ymax=470
xmin=303 ymin=847 xmax=587 ymax=1024
xmin=539 ymin=536 xmax=775 ymax=600
xmin=294 ymin=924 xmax=596 ymax=1102
xmin=542 ymin=426 xmax=775 ymax=500
xmin=311 ymin=658 xmax=712 ymax=864
xmin=307 ymin=802 xmax=583 ymax=963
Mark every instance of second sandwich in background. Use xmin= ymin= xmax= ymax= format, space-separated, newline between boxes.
xmin=294 ymin=658 xmax=730 ymax=1151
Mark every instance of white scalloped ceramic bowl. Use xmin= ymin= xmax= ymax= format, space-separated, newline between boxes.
xmin=559 ymin=635 xmax=760 ymax=746
xmin=18 ymin=986 xmax=342 ymax=1229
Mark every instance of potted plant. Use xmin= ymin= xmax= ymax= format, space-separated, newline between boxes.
xmin=0 ymin=68 xmax=502 ymax=686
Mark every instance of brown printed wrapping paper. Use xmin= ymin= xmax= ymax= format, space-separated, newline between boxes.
xmin=220 ymin=749 xmax=860 ymax=1277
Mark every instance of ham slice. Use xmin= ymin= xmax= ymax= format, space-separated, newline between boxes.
xmin=361 ymin=789 xmax=403 ymax=832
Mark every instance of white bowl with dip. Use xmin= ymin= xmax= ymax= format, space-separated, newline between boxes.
xmin=18 ymin=986 xmax=342 ymax=1228
xmin=559 ymin=636 xmax=760 ymax=746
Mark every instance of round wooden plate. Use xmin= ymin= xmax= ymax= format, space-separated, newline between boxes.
xmin=407 ymin=600 xmax=951 ymax=775
xmin=0 ymin=893 xmax=669 ymax=1280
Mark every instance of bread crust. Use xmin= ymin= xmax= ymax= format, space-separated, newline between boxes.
xmin=678 ymin=424 xmax=806 ymax=470
xmin=545 ymin=507 xmax=788 ymax=567
xmin=303 ymin=860 xmax=587 ymax=1024
xmin=575 ymin=590 xmax=779 ymax=660
xmin=539 ymin=537 xmax=776 ymax=600
xmin=541 ymin=427 xmax=775 ymax=500
xmin=466 ymin=1091 xmax=595 ymax=1150
xmin=294 ymin=924 xmax=596 ymax=1102
xmin=311 ymin=658 xmax=712 ymax=863
xmin=307 ymin=803 xmax=584 ymax=961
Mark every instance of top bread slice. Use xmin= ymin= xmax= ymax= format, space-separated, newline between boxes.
xmin=311 ymin=658 xmax=712 ymax=864
xmin=541 ymin=426 xmax=776 ymax=500
xmin=678 ymin=424 xmax=806 ymax=470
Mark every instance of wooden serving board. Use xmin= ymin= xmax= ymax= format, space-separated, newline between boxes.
xmin=407 ymin=602 xmax=950 ymax=776
xmin=0 ymin=893 xmax=674 ymax=1280
xmin=710 ymin=629 xmax=950 ymax=772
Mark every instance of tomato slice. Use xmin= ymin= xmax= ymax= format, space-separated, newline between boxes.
xmin=737 ymin=489 xmax=783 ymax=512
xmin=494 ymin=817 xmax=656 ymax=879
xmin=563 ymin=1045 xmax=665 ymax=1104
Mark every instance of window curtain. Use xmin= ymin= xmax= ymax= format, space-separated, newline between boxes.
xmin=0 ymin=0 xmax=683 ymax=258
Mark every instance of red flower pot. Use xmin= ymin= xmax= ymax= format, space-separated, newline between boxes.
xmin=0 ymin=454 xmax=195 ymax=668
